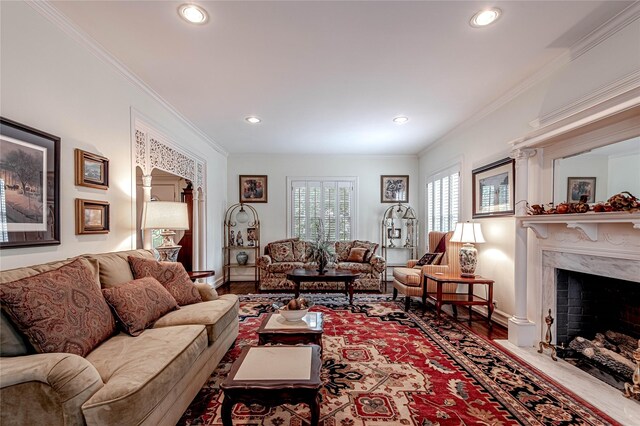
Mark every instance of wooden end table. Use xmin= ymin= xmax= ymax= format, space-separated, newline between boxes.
xmin=187 ymin=270 xmax=215 ymax=281
xmin=220 ymin=345 xmax=322 ymax=426
xmin=422 ymin=272 xmax=494 ymax=327
xmin=257 ymin=312 xmax=324 ymax=351
xmin=286 ymin=268 xmax=360 ymax=304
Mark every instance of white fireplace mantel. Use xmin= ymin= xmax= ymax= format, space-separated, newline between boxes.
xmin=519 ymin=212 xmax=640 ymax=241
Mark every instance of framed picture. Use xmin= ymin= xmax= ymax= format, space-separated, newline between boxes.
xmin=239 ymin=175 xmax=268 ymax=203
xmin=0 ymin=117 xmax=60 ymax=248
xmin=387 ymin=228 xmax=401 ymax=239
xmin=381 ymin=175 xmax=409 ymax=203
xmin=472 ymin=158 xmax=515 ymax=218
xmin=567 ymin=177 xmax=596 ymax=203
xmin=75 ymin=149 xmax=109 ymax=189
xmin=76 ymin=199 xmax=110 ymax=234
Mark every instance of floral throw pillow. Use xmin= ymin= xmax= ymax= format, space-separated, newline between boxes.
xmin=102 ymin=277 xmax=178 ymax=336
xmin=269 ymin=241 xmax=295 ymax=262
xmin=334 ymin=241 xmax=353 ymax=262
xmin=0 ymin=258 xmax=116 ymax=357
xmin=415 ymin=252 xmax=444 ymax=267
xmin=128 ymin=257 xmax=202 ymax=306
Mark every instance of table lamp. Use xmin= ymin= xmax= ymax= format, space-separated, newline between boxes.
xmin=142 ymin=201 xmax=189 ymax=261
xmin=450 ymin=221 xmax=485 ymax=277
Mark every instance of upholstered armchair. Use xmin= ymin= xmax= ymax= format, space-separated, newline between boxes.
xmin=392 ymin=231 xmax=463 ymax=310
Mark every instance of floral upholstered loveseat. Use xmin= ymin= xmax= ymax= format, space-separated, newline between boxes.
xmin=257 ymin=237 xmax=385 ymax=292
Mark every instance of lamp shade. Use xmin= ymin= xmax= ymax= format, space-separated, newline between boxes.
xmin=236 ymin=206 xmax=250 ymax=224
xmin=450 ymin=221 xmax=485 ymax=244
xmin=142 ymin=201 xmax=189 ymax=230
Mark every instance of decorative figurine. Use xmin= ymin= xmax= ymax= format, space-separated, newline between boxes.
xmin=230 ymin=230 xmax=235 ymax=246
xmin=236 ymin=231 xmax=244 ymax=246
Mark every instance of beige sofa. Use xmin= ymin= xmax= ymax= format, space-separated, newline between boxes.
xmin=0 ymin=249 xmax=239 ymax=426
xmin=257 ymin=238 xmax=385 ymax=292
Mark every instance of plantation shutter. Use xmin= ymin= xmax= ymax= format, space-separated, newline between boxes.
xmin=426 ymin=165 xmax=460 ymax=236
xmin=289 ymin=178 xmax=355 ymax=242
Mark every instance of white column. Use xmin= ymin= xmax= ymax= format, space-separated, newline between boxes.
xmin=508 ymin=148 xmax=537 ymax=347
xmin=142 ymin=175 xmax=152 ymax=250
xmin=192 ymin=189 xmax=201 ymax=271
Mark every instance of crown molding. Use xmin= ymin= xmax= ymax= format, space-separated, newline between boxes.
xmin=418 ymin=2 xmax=640 ymax=158
xmin=26 ymin=0 xmax=228 ymax=157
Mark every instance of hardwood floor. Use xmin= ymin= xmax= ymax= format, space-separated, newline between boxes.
xmin=218 ymin=281 xmax=508 ymax=340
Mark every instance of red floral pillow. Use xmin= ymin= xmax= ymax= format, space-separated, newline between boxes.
xmin=102 ymin=277 xmax=178 ymax=336
xmin=128 ymin=257 xmax=202 ymax=306
xmin=269 ymin=241 xmax=295 ymax=262
xmin=0 ymin=258 xmax=115 ymax=357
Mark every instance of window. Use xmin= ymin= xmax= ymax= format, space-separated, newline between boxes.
xmin=426 ymin=164 xmax=460 ymax=236
xmin=288 ymin=177 xmax=356 ymax=242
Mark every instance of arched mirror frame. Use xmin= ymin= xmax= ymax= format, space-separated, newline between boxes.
xmin=132 ymin=115 xmax=206 ymax=270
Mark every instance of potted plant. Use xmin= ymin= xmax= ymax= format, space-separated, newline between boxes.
xmin=309 ymin=220 xmax=334 ymax=274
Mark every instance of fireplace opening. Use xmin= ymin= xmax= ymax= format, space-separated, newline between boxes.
xmin=555 ymin=269 xmax=640 ymax=392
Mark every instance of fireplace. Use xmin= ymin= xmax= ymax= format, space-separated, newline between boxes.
xmin=554 ymin=268 xmax=639 ymax=390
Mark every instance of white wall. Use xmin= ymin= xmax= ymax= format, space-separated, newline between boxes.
xmin=418 ymin=13 xmax=640 ymax=326
xmin=608 ymin=154 xmax=640 ymax=196
xmin=0 ymin=2 xmax=227 ymax=273
xmin=227 ymin=154 xmax=419 ymax=267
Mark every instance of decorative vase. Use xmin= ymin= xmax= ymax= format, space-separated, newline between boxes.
xmin=459 ymin=243 xmax=477 ymax=277
xmin=236 ymin=251 xmax=249 ymax=266
xmin=316 ymin=254 xmax=328 ymax=274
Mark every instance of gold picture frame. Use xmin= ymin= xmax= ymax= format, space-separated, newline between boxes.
xmin=75 ymin=148 xmax=109 ymax=190
xmin=76 ymin=199 xmax=110 ymax=234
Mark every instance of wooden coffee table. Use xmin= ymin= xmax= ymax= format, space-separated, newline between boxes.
xmin=220 ymin=345 xmax=322 ymax=426
xmin=286 ymin=268 xmax=360 ymax=304
xmin=257 ymin=312 xmax=324 ymax=351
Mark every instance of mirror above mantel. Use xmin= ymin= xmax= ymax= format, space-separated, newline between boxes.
xmin=553 ymin=136 xmax=640 ymax=205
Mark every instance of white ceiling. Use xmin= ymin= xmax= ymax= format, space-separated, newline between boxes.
xmin=51 ymin=1 xmax=633 ymax=155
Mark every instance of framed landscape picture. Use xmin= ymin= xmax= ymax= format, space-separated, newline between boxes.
xmin=76 ymin=199 xmax=110 ymax=235
xmin=239 ymin=175 xmax=268 ymax=203
xmin=0 ymin=117 xmax=60 ymax=248
xmin=381 ymin=175 xmax=409 ymax=203
xmin=75 ymin=149 xmax=109 ymax=189
xmin=472 ymin=158 xmax=515 ymax=218
xmin=567 ymin=177 xmax=596 ymax=203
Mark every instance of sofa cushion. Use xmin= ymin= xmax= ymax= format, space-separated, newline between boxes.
xmin=293 ymin=240 xmax=308 ymax=262
xmin=128 ymin=257 xmax=202 ymax=306
xmin=0 ymin=258 xmax=116 ymax=357
xmin=102 ymin=277 xmax=178 ymax=336
xmin=265 ymin=262 xmax=305 ymax=273
xmin=153 ymin=294 xmax=239 ymax=344
xmin=393 ymin=267 xmax=422 ymax=287
xmin=336 ymin=262 xmax=372 ymax=273
xmin=346 ymin=247 xmax=369 ymax=263
xmin=270 ymin=241 xmax=295 ymax=262
xmin=83 ymin=325 xmax=207 ymax=426
xmin=334 ymin=241 xmax=353 ymax=262
xmin=85 ymin=249 xmax=155 ymax=287
xmin=353 ymin=240 xmax=379 ymax=262
xmin=415 ymin=252 xmax=444 ymax=267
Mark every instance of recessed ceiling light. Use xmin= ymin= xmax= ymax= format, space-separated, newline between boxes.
xmin=245 ymin=116 xmax=261 ymax=124
xmin=178 ymin=4 xmax=209 ymax=25
xmin=470 ymin=8 xmax=501 ymax=28
xmin=393 ymin=116 xmax=409 ymax=124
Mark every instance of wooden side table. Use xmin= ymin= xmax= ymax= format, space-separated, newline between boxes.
xmin=286 ymin=268 xmax=360 ymax=304
xmin=422 ymin=272 xmax=494 ymax=327
xmin=221 ymin=345 xmax=322 ymax=426
xmin=187 ymin=270 xmax=215 ymax=281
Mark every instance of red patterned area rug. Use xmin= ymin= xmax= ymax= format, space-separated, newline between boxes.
xmin=178 ymin=295 xmax=617 ymax=425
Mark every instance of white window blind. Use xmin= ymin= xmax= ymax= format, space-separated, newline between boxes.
xmin=289 ymin=178 xmax=356 ymax=242
xmin=426 ymin=165 xmax=460 ymax=237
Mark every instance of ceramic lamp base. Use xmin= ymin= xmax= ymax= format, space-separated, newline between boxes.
xmin=459 ymin=243 xmax=478 ymax=277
